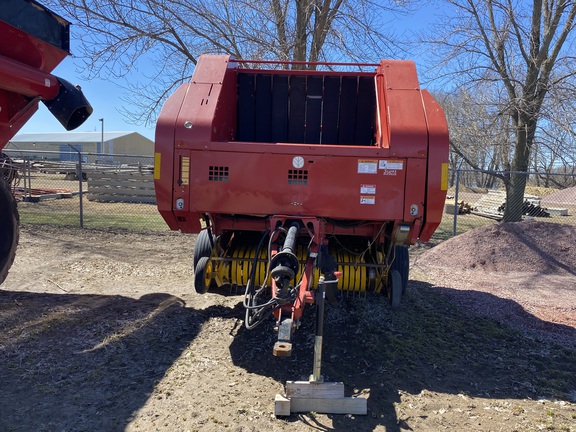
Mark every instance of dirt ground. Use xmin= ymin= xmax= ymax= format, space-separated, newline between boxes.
xmin=1 ymin=223 xmax=575 ymax=432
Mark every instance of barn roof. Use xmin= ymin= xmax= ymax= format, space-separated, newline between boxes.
xmin=10 ymin=131 xmax=145 ymax=143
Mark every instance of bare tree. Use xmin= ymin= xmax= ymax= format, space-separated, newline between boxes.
xmin=536 ymin=96 xmax=576 ymax=184
xmin=45 ymin=0 xmax=411 ymax=125
xmin=427 ymin=0 xmax=576 ymax=221
xmin=439 ymin=88 xmax=513 ymax=188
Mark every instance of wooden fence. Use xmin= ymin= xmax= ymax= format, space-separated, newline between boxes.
xmin=87 ymin=170 xmax=156 ymax=204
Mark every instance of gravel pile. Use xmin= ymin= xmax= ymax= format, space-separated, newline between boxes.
xmin=417 ymin=220 xmax=575 ymax=275
xmin=541 ymin=185 xmax=576 ymax=207
xmin=415 ymin=220 xmax=576 ymax=350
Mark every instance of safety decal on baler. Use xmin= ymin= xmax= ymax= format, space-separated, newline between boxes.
xmin=379 ymin=160 xmax=404 ymax=170
xmin=360 ymin=196 xmax=376 ymax=205
xmin=360 ymin=185 xmax=376 ymax=204
xmin=360 ymin=184 xmax=376 ymax=194
xmin=357 ymin=159 xmax=378 ymax=174
xmin=379 ymin=159 xmax=404 ymax=176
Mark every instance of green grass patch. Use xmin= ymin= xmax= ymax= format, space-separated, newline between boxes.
xmin=18 ymin=209 xmax=169 ymax=232
xmin=431 ymin=213 xmax=495 ymax=242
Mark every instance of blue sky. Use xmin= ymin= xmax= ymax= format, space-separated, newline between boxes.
xmin=18 ymin=3 xmax=441 ymax=142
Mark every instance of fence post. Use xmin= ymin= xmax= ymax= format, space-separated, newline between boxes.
xmin=22 ymin=156 xmax=28 ymax=196
xmin=68 ymin=145 xmax=84 ymax=228
xmin=25 ymin=157 xmax=32 ymax=199
xmin=78 ymin=153 xmax=84 ymax=228
xmin=452 ymin=168 xmax=461 ymax=237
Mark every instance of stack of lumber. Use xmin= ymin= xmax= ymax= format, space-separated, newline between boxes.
xmin=87 ymin=170 xmax=155 ymax=204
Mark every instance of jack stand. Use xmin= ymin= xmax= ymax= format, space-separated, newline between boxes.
xmin=309 ymin=273 xmax=327 ymax=383
xmin=275 ymin=275 xmax=367 ymax=417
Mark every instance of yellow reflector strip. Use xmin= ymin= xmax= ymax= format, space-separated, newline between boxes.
xmin=181 ymin=156 xmax=190 ymax=185
xmin=441 ymin=163 xmax=449 ymax=191
xmin=154 ymin=153 xmax=161 ymax=180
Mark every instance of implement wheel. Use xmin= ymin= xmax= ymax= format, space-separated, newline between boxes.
xmin=391 ymin=245 xmax=409 ymax=294
xmin=194 ymin=256 xmax=213 ymax=294
xmin=0 ymin=179 xmax=19 ymax=286
xmin=193 ymin=229 xmax=214 ymax=270
xmin=388 ymin=269 xmax=402 ymax=309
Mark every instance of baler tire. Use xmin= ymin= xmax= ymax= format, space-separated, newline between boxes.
xmin=194 ymin=256 xmax=212 ymax=294
xmin=0 ymin=179 xmax=19 ymax=286
xmin=193 ymin=229 xmax=214 ymax=271
xmin=388 ymin=270 xmax=402 ymax=309
xmin=391 ymin=245 xmax=409 ymax=294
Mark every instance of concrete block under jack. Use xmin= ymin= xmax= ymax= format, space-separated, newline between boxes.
xmin=274 ymin=394 xmax=291 ymax=417
xmin=275 ymin=381 xmax=368 ymax=416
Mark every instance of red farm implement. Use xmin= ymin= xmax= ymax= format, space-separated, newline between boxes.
xmin=0 ymin=0 xmax=92 ymax=285
xmin=154 ymin=54 xmax=449 ymax=414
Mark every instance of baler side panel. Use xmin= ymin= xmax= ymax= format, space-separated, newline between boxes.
xmin=172 ymin=148 xmax=202 ymax=232
xmin=155 ymin=84 xmax=189 ymax=231
xmin=420 ymin=90 xmax=450 ymax=242
xmin=403 ymin=158 xmax=426 ymax=231
xmin=385 ymin=89 xmax=428 ymax=159
xmin=378 ymin=60 xmax=428 ymax=159
xmin=175 ymin=55 xmax=237 ymax=147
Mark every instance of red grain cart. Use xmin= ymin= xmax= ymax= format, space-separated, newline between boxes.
xmin=0 ymin=0 xmax=92 ymax=285
xmin=155 ymin=54 xmax=449 ymax=358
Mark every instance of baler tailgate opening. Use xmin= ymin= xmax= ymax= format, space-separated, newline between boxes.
xmin=236 ymin=71 xmax=376 ymax=146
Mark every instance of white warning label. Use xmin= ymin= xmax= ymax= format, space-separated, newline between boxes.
xmin=360 ymin=195 xmax=375 ymax=205
xmin=379 ymin=159 xmax=404 ymax=170
xmin=358 ymin=160 xmax=378 ymax=174
xmin=360 ymin=184 xmax=376 ymax=194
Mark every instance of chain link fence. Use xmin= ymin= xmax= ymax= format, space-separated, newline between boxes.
xmin=4 ymin=150 xmax=576 ymax=241
xmin=3 ymin=149 xmax=165 ymax=231
xmin=430 ymin=169 xmax=576 ymax=243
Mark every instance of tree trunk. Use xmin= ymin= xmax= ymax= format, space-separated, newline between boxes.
xmin=503 ymin=116 xmax=535 ymax=222
xmin=503 ymin=171 xmax=528 ymax=222
xmin=293 ymin=0 xmax=311 ymax=67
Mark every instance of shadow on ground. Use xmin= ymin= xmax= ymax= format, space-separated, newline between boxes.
xmin=0 ymin=290 xmax=234 ymax=432
xmin=229 ymin=280 xmax=576 ymax=431
xmin=1 ymin=280 xmax=575 ymax=432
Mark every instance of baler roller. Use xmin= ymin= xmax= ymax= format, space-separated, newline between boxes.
xmin=215 ymin=244 xmax=369 ymax=292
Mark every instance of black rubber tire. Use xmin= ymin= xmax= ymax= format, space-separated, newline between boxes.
xmin=391 ymin=245 xmax=409 ymax=294
xmin=0 ymin=179 xmax=19 ymax=286
xmin=194 ymin=256 xmax=212 ymax=294
xmin=388 ymin=269 xmax=402 ymax=309
xmin=193 ymin=229 xmax=214 ymax=271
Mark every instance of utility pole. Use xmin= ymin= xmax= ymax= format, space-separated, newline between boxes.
xmin=99 ymin=118 xmax=104 ymax=153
